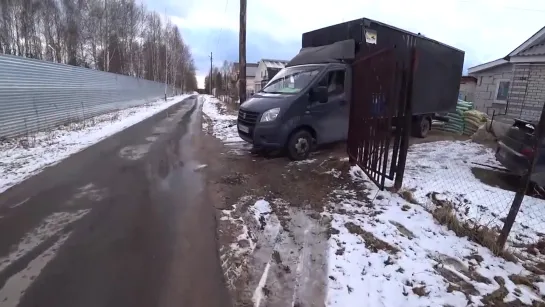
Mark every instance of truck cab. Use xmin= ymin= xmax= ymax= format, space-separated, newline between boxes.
xmin=237 ymin=62 xmax=351 ymax=160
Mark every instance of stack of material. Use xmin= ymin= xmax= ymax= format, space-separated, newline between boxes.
xmin=440 ymin=100 xmax=475 ymax=134
xmin=463 ymin=110 xmax=488 ymax=136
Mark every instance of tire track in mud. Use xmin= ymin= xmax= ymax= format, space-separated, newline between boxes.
xmin=223 ymin=198 xmax=329 ymax=307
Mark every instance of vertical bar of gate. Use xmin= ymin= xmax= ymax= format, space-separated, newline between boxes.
xmin=497 ymin=101 xmax=545 ymax=249
xmin=379 ymin=54 xmax=397 ymax=188
xmin=347 ymin=60 xmax=359 ymax=163
xmin=362 ymin=68 xmax=372 ymax=173
xmin=389 ymin=64 xmax=404 ymax=179
xmin=394 ymin=48 xmax=416 ymax=190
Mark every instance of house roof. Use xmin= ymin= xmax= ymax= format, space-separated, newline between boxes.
xmin=260 ymin=59 xmax=288 ymax=69
xmin=518 ymin=43 xmax=545 ymax=56
xmin=467 ymin=58 xmax=509 ymax=74
xmin=460 ymin=76 xmax=477 ymax=83
xmin=468 ymin=26 xmax=545 ymax=74
xmin=507 ymin=26 xmax=545 ymax=57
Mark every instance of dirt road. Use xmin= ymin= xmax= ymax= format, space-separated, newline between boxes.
xmin=0 ymin=96 xmax=230 ymax=307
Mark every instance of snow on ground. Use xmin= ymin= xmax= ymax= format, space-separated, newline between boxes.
xmin=326 ymin=142 xmax=545 ymax=307
xmin=401 ymin=141 xmax=545 ymax=245
xmin=0 ymin=95 xmax=189 ymax=193
xmin=201 ymin=95 xmax=250 ymax=154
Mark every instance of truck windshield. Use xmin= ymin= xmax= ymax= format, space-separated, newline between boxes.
xmin=261 ymin=66 xmax=323 ymax=94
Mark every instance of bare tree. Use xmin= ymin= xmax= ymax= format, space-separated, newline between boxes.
xmin=0 ymin=0 xmax=199 ymax=91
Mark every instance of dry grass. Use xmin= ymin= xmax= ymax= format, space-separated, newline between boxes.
xmin=436 ymin=266 xmax=479 ymax=296
xmin=431 ymin=198 xmax=517 ymax=262
xmin=344 ymin=222 xmax=399 ymax=254
xmin=508 ymin=274 xmax=542 ymax=289
xmin=399 ymin=189 xmax=420 ymax=205
xmin=411 ymin=286 xmax=428 ymax=297
xmin=389 ymin=220 xmax=416 ymax=240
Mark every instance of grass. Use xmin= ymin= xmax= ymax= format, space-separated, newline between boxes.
xmin=344 ymin=222 xmax=400 ymax=254
xmin=430 ymin=196 xmax=518 ymax=262
xmin=398 ymin=189 xmax=420 ymax=205
xmin=508 ymin=274 xmax=542 ymax=289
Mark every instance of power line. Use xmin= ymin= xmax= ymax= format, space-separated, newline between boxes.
xmin=457 ymin=0 xmax=545 ymax=13
xmin=214 ymin=0 xmax=230 ymax=62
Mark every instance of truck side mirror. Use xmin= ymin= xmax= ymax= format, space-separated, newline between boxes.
xmin=312 ymin=86 xmax=328 ymax=103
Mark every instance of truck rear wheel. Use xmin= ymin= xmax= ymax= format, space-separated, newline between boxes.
xmin=286 ymin=129 xmax=313 ymax=161
xmin=413 ymin=116 xmax=431 ymax=138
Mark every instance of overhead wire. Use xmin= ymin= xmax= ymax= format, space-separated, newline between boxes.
xmin=456 ymin=0 xmax=545 ymax=13
xmin=214 ymin=0 xmax=230 ymax=65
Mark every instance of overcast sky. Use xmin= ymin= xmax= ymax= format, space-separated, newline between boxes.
xmin=145 ymin=0 xmax=545 ymax=88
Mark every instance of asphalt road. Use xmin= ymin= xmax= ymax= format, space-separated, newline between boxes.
xmin=0 ymin=96 xmax=230 ymax=307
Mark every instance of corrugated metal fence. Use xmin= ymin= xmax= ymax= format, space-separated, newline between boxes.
xmin=0 ymin=54 xmax=179 ymax=138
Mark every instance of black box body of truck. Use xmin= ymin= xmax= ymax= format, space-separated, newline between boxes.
xmin=302 ymin=18 xmax=464 ymax=115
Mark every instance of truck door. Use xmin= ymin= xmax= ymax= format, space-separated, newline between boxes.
xmin=308 ymin=69 xmax=348 ymax=144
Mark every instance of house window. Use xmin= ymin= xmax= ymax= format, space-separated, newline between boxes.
xmin=495 ymin=80 xmax=510 ymax=102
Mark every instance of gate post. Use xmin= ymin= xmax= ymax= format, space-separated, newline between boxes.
xmin=394 ymin=48 xmax=416 ymax=191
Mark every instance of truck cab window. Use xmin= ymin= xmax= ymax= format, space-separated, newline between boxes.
xmin=318 ymin=70 xmax=345 ymax=96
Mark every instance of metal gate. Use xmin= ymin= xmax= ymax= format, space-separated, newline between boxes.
xmin=347 ymin=48 xmax=414 ymax=190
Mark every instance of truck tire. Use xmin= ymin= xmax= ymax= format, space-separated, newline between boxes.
xmin=413 ymin=116 xmax=431 ymax=138
xmin=287 ymin=129 xmax=312 ymax=161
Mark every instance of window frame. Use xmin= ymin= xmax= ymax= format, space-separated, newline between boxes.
xmin=494 ymin=79 xmax=510 ymax=104
xmin=317 ymin=69 xmax=346 ymax=96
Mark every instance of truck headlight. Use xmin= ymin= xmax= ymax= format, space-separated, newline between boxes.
xmin=260 ymin=108 xmax=280 ymax=122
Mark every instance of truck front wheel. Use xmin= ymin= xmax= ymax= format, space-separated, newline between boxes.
xmin=413 ymin=116 xmax=431 ymax=138
xmin=286 ymin=129 xmax=313 ymax=161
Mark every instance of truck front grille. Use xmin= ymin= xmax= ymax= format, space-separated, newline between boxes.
xmin=238 ymin=109 xmax=260 ymax=126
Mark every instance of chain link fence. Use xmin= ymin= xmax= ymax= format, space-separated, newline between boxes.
xmin=398 ymin=130 xmax=545 ymax=261
xmin=0 ymin=54 xmax=180 ymax=139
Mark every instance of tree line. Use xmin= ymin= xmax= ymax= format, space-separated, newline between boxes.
xmin=0 ymin=0 xmax=198 ymax=91
xmin=204 ymin=60 xmax=240 ymax=99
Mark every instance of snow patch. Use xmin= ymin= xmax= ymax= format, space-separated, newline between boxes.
xmin=193 ymin=164 xmax=208 ymax=171
xmin=289 ymin=159 xmax=317 ymax=166
xmin=201 ymin=95 xmax=250 ymax=154
xmin=251 ymin=199 xmax=271 ymax=222
xmin=66 ymin=183 xmax=107 ymax=205
xmin=0 ymin=233 xmax=71 ymax=306
xmin=0 ymin=210 xmax=89 ymax=273
xmin=8 ymin=197 xmax=29 ymax=209
xmin=252 ymin=261 xmax=271 ymax=307
xmin=118 ymin=144 xmax=151 ymax=160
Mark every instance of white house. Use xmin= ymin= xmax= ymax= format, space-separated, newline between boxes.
xmin=254 ymin=59 xmax=289 ymax=92
xmin=468 ymin=26 xmax=545 ymax=122
xmin=233 ymin=62 xmax=258 ymax=98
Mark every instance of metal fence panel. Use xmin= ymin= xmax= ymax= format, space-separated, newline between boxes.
xmin=0 ymin=54 xmax=178 ymax=138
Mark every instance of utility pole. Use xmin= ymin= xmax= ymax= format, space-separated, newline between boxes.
xmin=209 ymin=52 xmax=213 ymax=95
xmin=164 ymin=8 xmax=168 ymax=101
xmin=239 ymin=0 xmax=247 ymax=104
xmin=105 ymin=0 xmax=109 ymax=72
